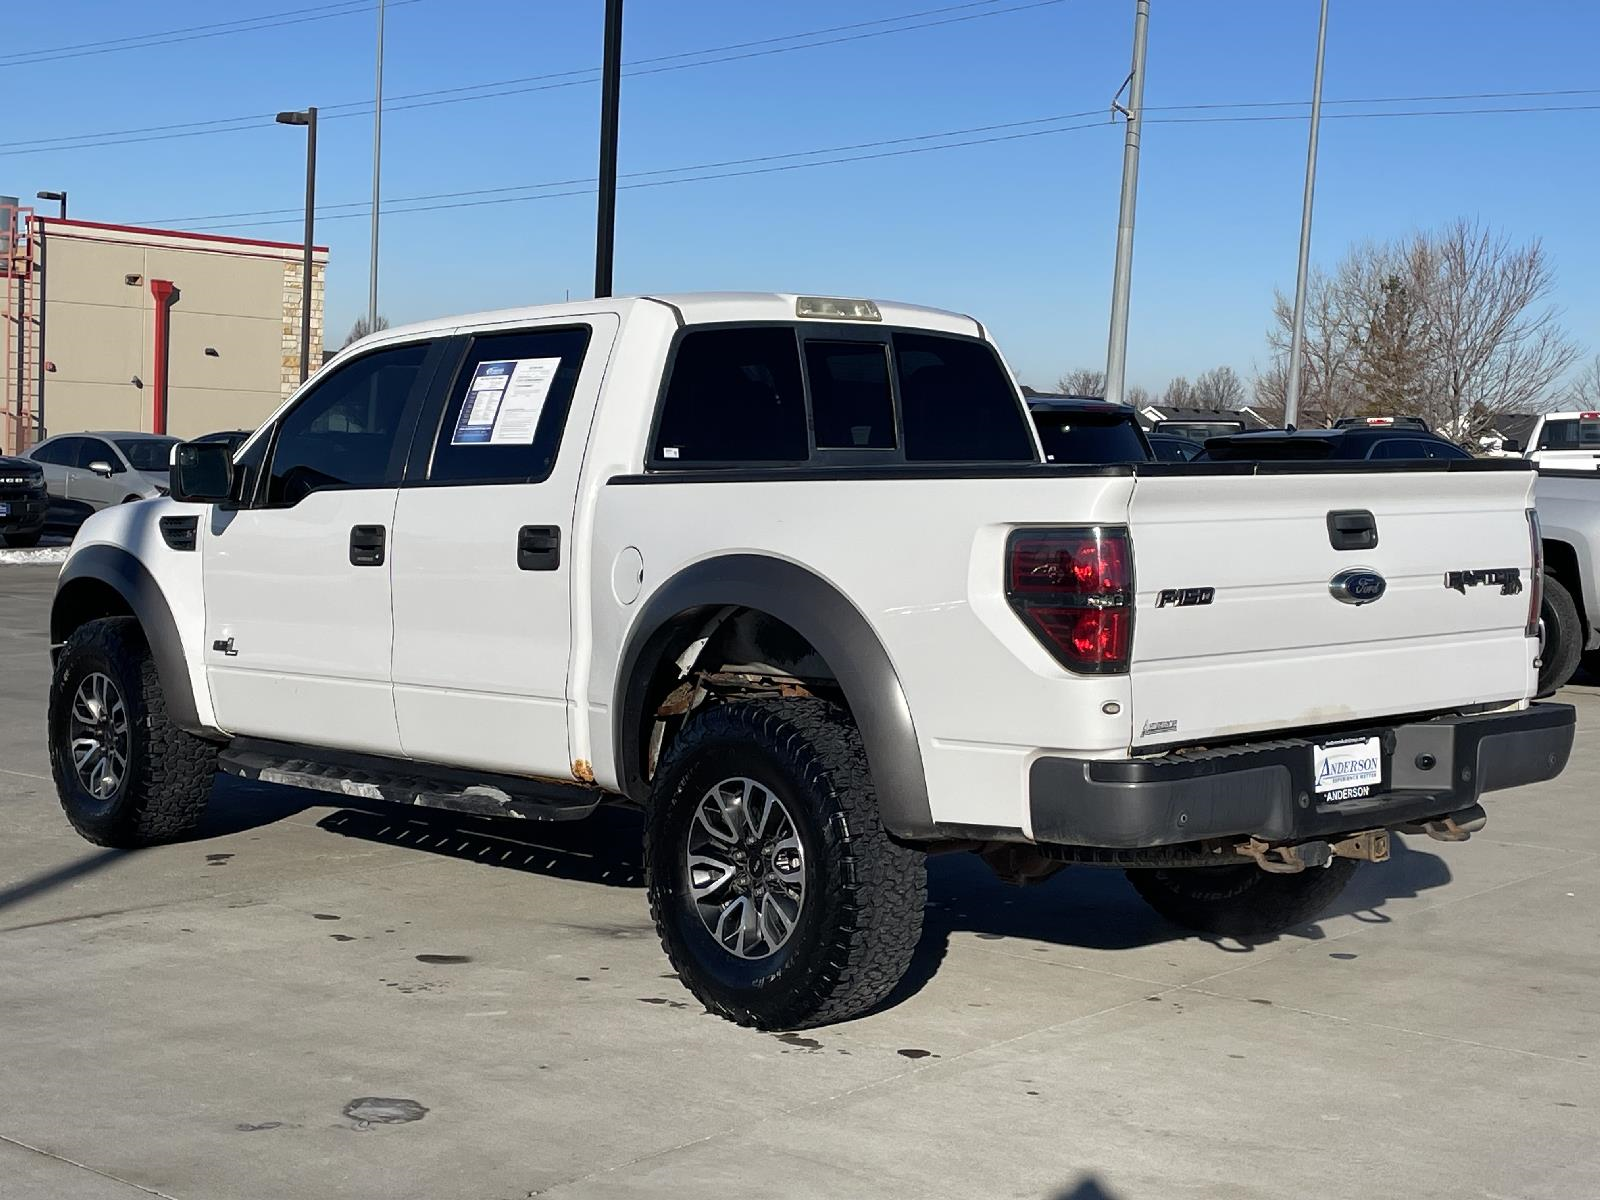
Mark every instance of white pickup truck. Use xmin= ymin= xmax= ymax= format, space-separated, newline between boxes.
xmin=47 ymin=293 xmax=1574 ymax=1029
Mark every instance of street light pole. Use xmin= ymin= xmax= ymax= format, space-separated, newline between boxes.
xmin=368 ymin=0 xmax=385 ymax=330
xmin=36 ymin=190 xmax=66 ymax=219
xmin=1103 ymin=0 xmax=1149 ymax=408
xmin=593 ymin=0 xmax=624 ymax=298
xmin=277 ymin=107 xmax=318 ymax=384
xmin=1283 ymin=0 xmax=1330 ymax=429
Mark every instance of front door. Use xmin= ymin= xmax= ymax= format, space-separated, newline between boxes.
xmin=389 ymin=317 xmax=614 ymax=779
xmin=69 ymin=436 xmax=127 ymax=510
xmin=202 ymin=339 xmax=443 ymax=755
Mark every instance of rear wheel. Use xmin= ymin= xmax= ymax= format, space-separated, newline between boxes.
xmin=2 ymin=529 xmax=42 ymax=548
xmin=1126 ymin=858 xmax=1358 ymax=938
xmin=646 ymin=698 xmax=926 ymax=1029
xmin=49 ymin=617 xmax=217 ymax=847
xmin=1537 ymin=574 xmax=1582 ymax=697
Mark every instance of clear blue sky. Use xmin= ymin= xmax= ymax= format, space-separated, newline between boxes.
xmin=6 ymin=0 xmax=1597 ymax=392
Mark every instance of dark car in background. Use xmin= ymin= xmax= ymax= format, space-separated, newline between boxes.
xmin=1197 ymin=427 xmax=1472 ymax=462
xmin=1146 ymin=433 xmax=1201 ymax=462
xmin=1026 ymin=396 xmax=1152 ymax=464
xmin=0 ymin=455 xmax=49 ymax=547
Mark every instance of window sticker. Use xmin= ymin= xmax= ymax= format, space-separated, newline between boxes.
xmin=451 ymin=357 xmax=562 ymax=445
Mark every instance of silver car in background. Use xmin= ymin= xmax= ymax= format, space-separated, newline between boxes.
xmin=27 ymin=432 xmax=179 ymax=524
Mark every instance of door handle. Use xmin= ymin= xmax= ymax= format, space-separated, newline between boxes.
xmin=349 ymin=524 xmax=387 ymax=566
xmin=1326 ymin=509 xmax=1378 ymax=552
xmin=518 ymin=525 xmax=561 ymax=571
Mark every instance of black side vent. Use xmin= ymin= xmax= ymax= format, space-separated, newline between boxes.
xmin=159 ymin=515 xmax=199 ymax=552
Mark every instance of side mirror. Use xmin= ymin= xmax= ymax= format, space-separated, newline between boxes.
xmin=171 ymin=441 xmax=235 ymax=503
xmin=88 ymin=460 xmax=115 ymax=478
xmin=1502 ymin=438 xmax=1522 ymax=453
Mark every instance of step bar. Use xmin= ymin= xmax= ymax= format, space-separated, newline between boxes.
xmin=218 ymin=738 xmax=605 ymax=823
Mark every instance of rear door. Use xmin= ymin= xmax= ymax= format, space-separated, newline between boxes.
xmin=388 ymin=315 xmax=616 ymax=779
xmin=1126 ymin=466 xmax=1537 ymax=749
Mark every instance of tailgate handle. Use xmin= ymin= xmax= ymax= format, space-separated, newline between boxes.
xmin=1327 ymin=509 xmax=1378 ymax=552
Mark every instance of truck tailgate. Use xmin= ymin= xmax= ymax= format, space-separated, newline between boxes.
xmin=1126 ymin=467 xmax=1537 ymax=749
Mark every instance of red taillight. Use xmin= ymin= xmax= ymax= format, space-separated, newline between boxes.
xmin=1527 ymin=508 xmax=1543 ymax=639
xmin=1006 ymin=527 xmax=1133 ymax=673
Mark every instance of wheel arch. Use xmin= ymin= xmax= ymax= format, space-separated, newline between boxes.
xmin=613 ymin=554 xmax=933 ymax=838
xmin=52 ymin=545 xmax=206 ymax=734
xmin=1543 ymin=537 xmax=1592 ymax=647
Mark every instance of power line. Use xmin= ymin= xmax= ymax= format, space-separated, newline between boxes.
xmin=181 ymin=97 xmax=1599 ymax=234
xmin=0 ymin=0 xmax=424 ymax=68
xmin=0 ymin=0 xmax=1067 ymax=155
xmin=142 ymin=109 xmax=1112 ymax=225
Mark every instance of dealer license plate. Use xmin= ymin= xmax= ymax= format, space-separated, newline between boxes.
xmin=1313 ymin=736 xmax=1383 ymax=802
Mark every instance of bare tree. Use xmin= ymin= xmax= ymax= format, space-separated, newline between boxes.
xmin=1419 ymin=219 xmax=1579 ymax=435
xmin=1161 ymin=376 xmax=1195 ymax=408
xmin=1566 ymin=356 xmax=1600 ymax=408
xmin=1056 ymin=367 xmax=1105 ymax=397
xmin=1125 ymin=384 xmax=1152 ymax=409
xmin=342 ymin=314 xmax=391 ymax=349
xmin=1263 ymin=221 xmax=1579 ymax=434
xmin=1192 ymin=366 xmax=1246 ymax=409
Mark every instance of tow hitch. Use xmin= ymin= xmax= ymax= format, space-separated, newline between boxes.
xmin=1235 ymin=829 xmax=1391 ymax=874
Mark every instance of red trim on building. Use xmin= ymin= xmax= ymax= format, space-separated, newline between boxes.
xmin=40 ymin=217 xmax=327 ymax=255
xmin=149 ymin=279 xmax=176 ymax=435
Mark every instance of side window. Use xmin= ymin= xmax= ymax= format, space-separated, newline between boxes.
xmin=1539 ymin=420 xmax=1578 ymax=450
xmin=77 ymin=438 xmax=121 ymax=471
xmin=653 ymin=327 xmax=808 ymax=464
xmin=267 ymin=341 xmax=431 ymax=505
xmin=1366 ymin=439 xmax=1408 ymax=460
xmin=805 ymin=340 xmax=896 ymax=449
xmin=426 ymin=326 xmax=591 ymax=484
xmin=30 ymin=439 xmax=73 ymax=466
xmin=895 ymin=333 xmax=1036 ymax=462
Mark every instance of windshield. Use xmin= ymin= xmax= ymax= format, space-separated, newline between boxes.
xmin=1030 ymin=410 xmax=1150 ymax=464
xmin=115 ymin=437 xmax=180 ymax=473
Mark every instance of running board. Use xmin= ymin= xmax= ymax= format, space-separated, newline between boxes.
xmin=218 ymin=738 xmax=604 ymax=823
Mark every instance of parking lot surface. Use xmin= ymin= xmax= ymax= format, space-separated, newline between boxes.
xmin=2 ymin=562 xmax=1598 ymax=1199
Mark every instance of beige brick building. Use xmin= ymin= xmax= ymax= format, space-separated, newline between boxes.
xmin=2 ymin=216 xmax=327 ymax=453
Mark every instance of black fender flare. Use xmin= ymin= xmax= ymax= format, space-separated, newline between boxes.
xmin=52 ymin=545 xmax=207 ymax=735
xmin=612 ymin=554 xmax=934 ymax=838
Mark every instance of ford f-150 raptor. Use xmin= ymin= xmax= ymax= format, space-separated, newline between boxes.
xmin=46 ymin=293 xmax=1574 ymax=1028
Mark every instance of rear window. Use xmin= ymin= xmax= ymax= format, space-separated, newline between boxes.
xmin=896 ymin=333 xmax=1034 ymax=463
xmin=653 ymin=328 xmax=809 ymax=464
xmin=1031 ymin=410 xmax=1149 ymax=464
xmin=806 ymin=341 xmax=896 ymax=449
xmin=1538 ymin=418 xmax=1600 ymax=451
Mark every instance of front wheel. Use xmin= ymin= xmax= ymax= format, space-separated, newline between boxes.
xmin=1126 ymin=858 xmax=1358 ymax=938
xmin=49 ymin=617 xmax=217 ymax=847
xmin=645 ymin=699 xmax=926 ymax=1029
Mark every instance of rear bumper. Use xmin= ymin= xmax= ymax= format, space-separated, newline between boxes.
xmin=1029 ymin=703 xmax=1575 ymax=849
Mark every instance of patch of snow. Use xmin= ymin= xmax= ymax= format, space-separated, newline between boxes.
xmin=0 ymin=546 xmax=69 ymax=566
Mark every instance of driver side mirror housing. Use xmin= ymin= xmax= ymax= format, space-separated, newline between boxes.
xmin=88 ymin=460 xmax=115 ymax=478
xmin=171 ymin=441 xmax=235 ymax=503
xmin=1502 ymin=438 xmax=1522 ymax=453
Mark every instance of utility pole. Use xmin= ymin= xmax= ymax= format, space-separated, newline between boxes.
xmin=368 ymin=0 xmax=385 ymax=330
xmin=593 ymin=0 xmax=624 ymax=298
xmin=1283 ymin=0 xmax=1330 ymax=428
xmin=1103 ymin=0 xmax=1149 ymax=407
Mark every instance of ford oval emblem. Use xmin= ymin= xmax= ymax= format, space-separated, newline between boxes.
xmin=1330 ymin=568 xmax=1386 ymax=606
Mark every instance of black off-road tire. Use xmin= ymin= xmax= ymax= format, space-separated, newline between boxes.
xmin=49 ymin=617 xmax=217 ymax=847
xmin=1126 ymin=858 xmax=1358 ymax=938
xmin=645 ymin=698 xmax=926 ymax=1030
xmin=2 ymin=529 xmax=42 ymax=548
xmin=1538 ymin=574 xmax=1583 ymax=697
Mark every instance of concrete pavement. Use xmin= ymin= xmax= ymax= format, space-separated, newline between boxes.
xmin=1 ymin=563 xmax=1596 ymax=1199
